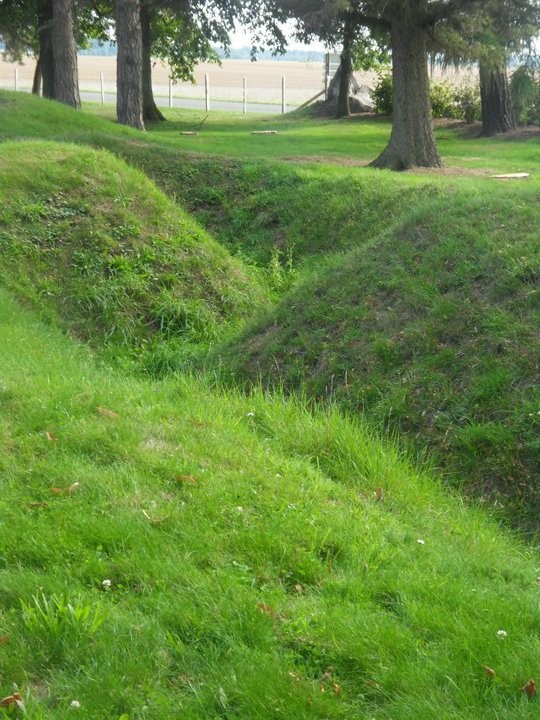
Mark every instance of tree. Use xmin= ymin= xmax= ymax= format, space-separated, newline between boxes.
xmin=116 ymin=0 xmax=145 ymax=129
xmin=282 ymin=0 xmax=539 ymax=169
xmin=52 ymin=0 xmax=81 ymax=107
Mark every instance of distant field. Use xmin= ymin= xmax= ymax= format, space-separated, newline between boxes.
xmin=0 ymin=55 xmax=328 ymax=104
xmin=0 ymin=55 xmax=477 ymax=105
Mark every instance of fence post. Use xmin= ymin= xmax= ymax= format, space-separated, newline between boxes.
xmin=100 ymin=72 xmax=105 ymax=104
xmin=205 ymin=73 xmax=210 ymax=111
xmin=169 ymin=78 xmax=173 ymax=108
xmin=14 ymin=67 xmax=19 ymax=91
xmin=281 ymin=75 xmax=286 ymax=114
xmin=243 ymin=77 xmax=247 ymax=114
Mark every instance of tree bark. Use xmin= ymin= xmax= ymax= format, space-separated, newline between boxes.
xmin=336 ymin=14 xmax=355 ymax=119
xmin=141 ymin=2 xmax=166 ymax=122
xmin=479 ymin=61 xmax=515 ymax=136
xmin=37 ymin=0 xmax=55 ymax=99
xmin=32 ymin=56 xmax=42 ymax=95
xmin=116 ymin=0 xmax=145 ymax=130
xmin=52 ymin=0 xmax=81 ymax=108
xmin=371 ymin=2 xmax=441 ymax=170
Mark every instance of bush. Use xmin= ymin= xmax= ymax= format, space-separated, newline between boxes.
xmin=372 ymin=69 xmax=393 ymax=115
xmin=510 ymin=65 xmax=540 ymax=125
xmin=372 ymin=71 xmax=480 ymax=122
xmin=454 ymin=83 xmax=481 ymax=123
xmin=430 ymin=80 xmax=458 ymax=118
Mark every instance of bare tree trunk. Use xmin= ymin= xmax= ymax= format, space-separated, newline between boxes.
xmin=32 ymin=56 xmax=42 ymax=95
xmin=480 ymin=61 xmax=515 ymax=136
xmin=141 ymin=2 xmax=166 ymax=122
xmin=116 ymin=0 xmax=145 ymax=130
xmin=52 ymin=0 xmax=81 ymax=108
xmin=371 ymin=2 xmax=441 ymax=170
xmin=37 ymin=0 xmax=55 ymax=99
xmin=336 ymin=14 xmax=354 ymax=119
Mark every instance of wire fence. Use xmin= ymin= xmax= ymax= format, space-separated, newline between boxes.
xmin=0 ymin=57 xmax=327 ymax=114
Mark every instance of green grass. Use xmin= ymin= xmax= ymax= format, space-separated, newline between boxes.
xmin=0 ymin=139 xmax=266 ymax=369
xmin=1 ymin=91 xmax=540 ymax=718
xmin=1 ymin=289 xmax=540 ymax=720
xmin=0 ymin=90 xmax=538 ymax=525
xmin=221 ymin=180 xmax=539 ymax=526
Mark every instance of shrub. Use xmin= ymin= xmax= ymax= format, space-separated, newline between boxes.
xmin=510 ymin=64 xmax=540 ymax=125
xmin=372 ymin=69 xmax=393 ymax=115
xmin=430 ymin=80 xmax=458 ymax=118
xmin=454 ymin=83 xmax=481 ymax=123
xmin=372 ymin=71 xmax=479 ymax=121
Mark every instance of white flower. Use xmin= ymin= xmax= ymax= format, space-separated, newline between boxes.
xmin=417 ymin=539 xmax=425 ymax=545
xmin=102 ymin=579 xmax=112 ymax=588
xmin=70 ymin=700 xmax=81 ymax=709
xmin=496 ymin=630 xmax=508 ymax=639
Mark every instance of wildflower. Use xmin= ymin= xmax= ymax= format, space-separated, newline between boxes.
xmin=496 ymin=630 xmax=508 ymax=639
xmin=70 ymin=700 xmax=81 ymax=709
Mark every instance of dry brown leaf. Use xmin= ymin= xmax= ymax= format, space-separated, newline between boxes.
xmin=175 ymin=475 xmax=197 ymax=485
xmin=257 ymin=602 xmax=278 ymax=618
xmin=483 ymin=666 xmax=496 ymax=679
xmin=521 ymin=679 xmax=537 ymax=697
xmin=96 ymin=406 xmax=119 ymax=418
xmin=0 ymin=635 xmax=9 ymax=645
xmin=0 ymin=693 xmax=24 ymax=709
xmin=44 ymin=431 xmax=56 ymax=442
xmin=294 ymin=583 xmax=303 ymax=593
xmin=51 ymin=482 xmax=79 ymax=495
xmin=374 ymin=487 xmax=384 ymax=502
xmin=189 ymin=419 xmax=209 ymax=428
xmin=333 ymin=683 xmax=342 ymax=695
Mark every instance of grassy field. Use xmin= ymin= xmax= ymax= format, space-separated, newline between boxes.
xmin=0 ymin=89 xmax=539 ymax=719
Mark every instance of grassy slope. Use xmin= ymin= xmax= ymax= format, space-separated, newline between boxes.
xmin=223 ymin=181 xmax=540 ymax=521
xmin=1 ymin=290 xmax=540 ymax=720
xmin=0 ymin=140 xmax=266 ymax=368
xmin=0 ymin=91 xmax=538 ymax=522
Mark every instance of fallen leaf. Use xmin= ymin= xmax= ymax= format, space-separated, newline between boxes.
xmin=0 ymin=635 xmax=9 ymax=644
xmin=51 ymin=482 xmax=80 ymax=495
xmin=521 ymin=679 xmax=537 ymax=697
xmin=0 ymin=693 xmax=24 ymax=709
xmin=257 ymin=602 xmax=278 ymax=618
xmin=374 ymin=487 xmax=384 ymax=502
xmin=44 ymin=431 xmax=56 ymax=442
xmin=189 ymin=419 xmax=209 ymax=428
xmin=175 ymin=475 xmax=197 ymax=485
xmin=294 ymin=583 xmax=303 ymax=593
xmin=333 ymin=683 xmax=342 ymax=695
xmin=483 ymin=666 xmax=496 ymax=679
xmin=96 ymin=406 xmax=119 ymax=418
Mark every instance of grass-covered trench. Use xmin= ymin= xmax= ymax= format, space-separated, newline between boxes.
xmin=0 ymin=90 xmax=539 ymax=718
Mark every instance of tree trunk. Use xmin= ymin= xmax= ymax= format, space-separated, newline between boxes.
xmin=52 ymin=0 xmax=81 ymax=108
xmin=336 ymin=14 xmax=354 ymax=119
xmin=116 ymin=0 xmax=145 ymax=130
xmin=371 ymin=2 xmax=441 ymax=170
xmin=141 ymin=2 xmax=166 ymax=122
xmin=479 ymin=61 xmax=515 ymax=136
xmin=32 ymin=56 xmax=42 ymax=95
xmin=37 ymin=0 xmax=55 ymax=99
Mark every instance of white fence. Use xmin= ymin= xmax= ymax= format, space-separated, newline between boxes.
xmin=0 ymin=57 xmax=326 ymax=114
